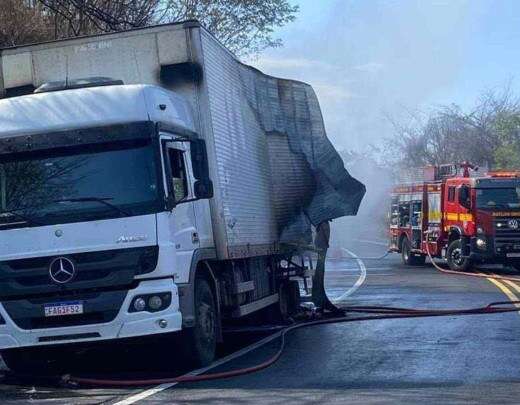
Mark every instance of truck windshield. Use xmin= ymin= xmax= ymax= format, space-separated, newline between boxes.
xmin=0 ymin=141 xmax=160 ymax=228
xmin=476 ymin=187 xmax=520 ymax=210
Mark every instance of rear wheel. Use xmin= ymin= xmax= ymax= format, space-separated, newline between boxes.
xmin=278 ymin=280 xmax=301 ymax=321
xmin=401 ymin=238 xmax=426 ymax=266
xmin=447 ymin=239 xmax=472 ymax=272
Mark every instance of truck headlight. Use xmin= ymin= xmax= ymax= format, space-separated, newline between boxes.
xmin=477 ymin=226 xmax=484 ymax=235
xmin=130 ymin=293 xmax=172 ymax=313
xmin=476 ymin=238 xmax=487 ymax=250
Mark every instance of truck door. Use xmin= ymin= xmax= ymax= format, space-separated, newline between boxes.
xmin=411 ymin=197 xmax=422 ymax=249
xmin=160 ymin=136 xmax=200 ymax=279
xmin=425 ymin=184 xmax=442 ymax=255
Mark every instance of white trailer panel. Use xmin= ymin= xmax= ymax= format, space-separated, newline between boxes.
xmin=0 ymin=22 xmax=365 ymax=260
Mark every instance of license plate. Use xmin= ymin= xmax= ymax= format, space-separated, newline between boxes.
xmin=44 ymin=301 xmax=84 ymax=317
xmin=507 ymin=253 xmax=520 ymax=258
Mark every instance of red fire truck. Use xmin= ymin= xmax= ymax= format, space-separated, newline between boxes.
xmin=389 ymin=163 xmax=520 ymax=271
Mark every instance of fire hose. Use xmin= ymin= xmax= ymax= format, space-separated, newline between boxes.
xmin=423 ymin=231 xmax=520 ymax=282
xmin=62 ymin=300 xmax=520 ymax=387
xmin=343 ymin=234 xmax=520 ymax=282
xmin=341 ymin=249 xmax=392 ymax=260
xmin=16 ymin=241 xmax=520 ymax=388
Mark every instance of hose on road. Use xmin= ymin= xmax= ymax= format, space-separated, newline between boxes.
xmin=424 ymin=232 xmax=520 ymax=283
xmin=340 ymin=249 xmax=392 ymax=261
xmin=64 ymin=300 xmax=520 ymax=387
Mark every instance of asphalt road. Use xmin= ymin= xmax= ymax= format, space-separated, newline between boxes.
xmin=2 ymin=239 xmax=520 ymax=404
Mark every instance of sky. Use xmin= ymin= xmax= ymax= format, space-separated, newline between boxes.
xmin=251 ymin=0 xmax=520 ymax=153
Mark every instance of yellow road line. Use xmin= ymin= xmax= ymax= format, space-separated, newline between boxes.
xmin=502 ymin=279 xmax=520 ymax=294
xmin=486 ymin=277 xmax=520 ymax=310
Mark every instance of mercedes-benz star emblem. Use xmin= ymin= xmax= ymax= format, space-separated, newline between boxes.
xmin=49 ymin=257 xmax=76 ymax=284
xmin=509 ymin=219 xmax=519 ymax=230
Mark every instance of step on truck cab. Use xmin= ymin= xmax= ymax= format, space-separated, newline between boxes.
xmin=389 ymin=163 xmax=520 ymax=271
xmin=0 ymin=21 xmax=365 ymax=372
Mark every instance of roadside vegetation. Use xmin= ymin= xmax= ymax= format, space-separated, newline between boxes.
xmin=0 ymin=0 xmax=299 ymax=57
xmin=385 ymin=84 xmax=520 ymax=171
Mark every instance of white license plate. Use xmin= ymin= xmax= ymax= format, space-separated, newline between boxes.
xmin=507 ymin=253 xmax=520 ymax=258
xmin=44 ymin=302 xmax=84 ymax=317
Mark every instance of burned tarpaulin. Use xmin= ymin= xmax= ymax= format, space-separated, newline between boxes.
xmin=239 ymin=64 xmax=366 ymax=243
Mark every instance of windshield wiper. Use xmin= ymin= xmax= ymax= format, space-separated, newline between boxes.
xmin=54 ymin=197 xmax=131 ymax=217
xmin=0 ymin=209 xmax=43 ymax=226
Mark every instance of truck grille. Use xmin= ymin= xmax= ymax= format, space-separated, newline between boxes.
xmin=494 ymin=218 xmax=520 ymax=249
xmin=0 ymin=247 xmax=157 ymax=300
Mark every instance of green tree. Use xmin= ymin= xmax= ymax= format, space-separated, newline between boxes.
xmin=160 ymin=0 xmax=299 ymax=57
xmin=386 ymin=85 xmax=520 ymax=172
xmin=493 ymin=111 xmax=520 ymax=169
xmin=0 ymin=1 xmax=299 ymax=57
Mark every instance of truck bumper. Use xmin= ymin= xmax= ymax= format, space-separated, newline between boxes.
xmin=0 ymin=279 xmax=182 ymax=349
xmin=467 ymin=236 xmax=520 ymax=264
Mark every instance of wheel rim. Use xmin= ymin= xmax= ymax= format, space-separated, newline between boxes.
xmin=198 ymin=302 xmax=215 ymax=343
xmin=451 ymin=247 xmax=464 ymax=266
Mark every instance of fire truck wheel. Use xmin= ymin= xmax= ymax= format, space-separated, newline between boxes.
xmin=401 ymin=238 xmax=426 ymax=266
xmin=447 ymin=239 xmax=472 ymax=272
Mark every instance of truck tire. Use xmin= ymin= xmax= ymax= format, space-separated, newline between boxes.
xmin=182 ymin=277 xmax=217 ymax=368
xmin=278 ymin=280 xmax=301 ymax=321
xmin=447 ymin=239 xmax=472 ymax=272
xmin=401 ymin=238 xmax=426 ymax=266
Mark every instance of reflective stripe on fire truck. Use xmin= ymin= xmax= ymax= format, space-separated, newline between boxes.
xmin=443 ymin=212 xmax=474 ymax=222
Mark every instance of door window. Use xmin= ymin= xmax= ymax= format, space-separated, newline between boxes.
xmin=167 ymin=148 xmax=188 ymax=203
xmin=448 ymin=186 xmax=455 ymax=202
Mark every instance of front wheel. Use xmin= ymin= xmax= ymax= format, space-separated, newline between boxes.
xmin=181 ymin=276 xmax=218 ymax=368
xmin=447 ymin=239 xmax=472 ymax=271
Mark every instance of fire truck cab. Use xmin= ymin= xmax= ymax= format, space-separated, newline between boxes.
xmin=390 ymin=163 xmax=520 ymax=271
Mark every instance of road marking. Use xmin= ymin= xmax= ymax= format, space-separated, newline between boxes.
xmin=116 ymin=246 xmax=370 ymax=404
xmin=113 ymin=330 xmax=285 ymax=405
xmin=332 ymin=248 xmax=367 ymax=303
xmin=502 ymin=279 xmax=520 ymax=294
xmin=356 ymin=239 xmax=388 ymax=247
xmin=486 ymin=278 xmax=520 ymax=310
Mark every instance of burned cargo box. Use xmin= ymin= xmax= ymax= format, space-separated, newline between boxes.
xmin=0 ymin=21 xmax=365 ymax=259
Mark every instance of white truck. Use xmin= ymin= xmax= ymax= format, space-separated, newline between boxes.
xmin=0 ymin=21 xmax=365 ymax=372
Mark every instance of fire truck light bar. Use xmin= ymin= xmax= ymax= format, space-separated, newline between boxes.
xmin=488 ymin=171 xmax=520 ymax=178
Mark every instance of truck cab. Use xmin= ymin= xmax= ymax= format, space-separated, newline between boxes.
xmin=452 ymin=173 xmax=520 ymax=270
xmin=0 ymin=83 xmax=215 ymax=371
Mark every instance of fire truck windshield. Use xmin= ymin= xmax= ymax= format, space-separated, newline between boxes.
xmin=476 ymin=187 xmax=520 ymax=210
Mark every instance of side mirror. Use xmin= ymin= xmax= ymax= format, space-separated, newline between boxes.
xmin=190 ymin=139 xmax=210 ymax=180
xmin=459 ymin=185 xmax=471 ymax=209
xmin=194 ymin=180 xmax=214 ymax=199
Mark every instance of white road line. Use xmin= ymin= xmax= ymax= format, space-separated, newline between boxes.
xmin=116 ymin=245 xmax=371 ymax=404
xmin=356 ymin=239 xmax=388 ymax=247
xmin=332 ymin=248 xmax=367 ymax=303
xmin=113 ymin=330 xmax=284 ymax=405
